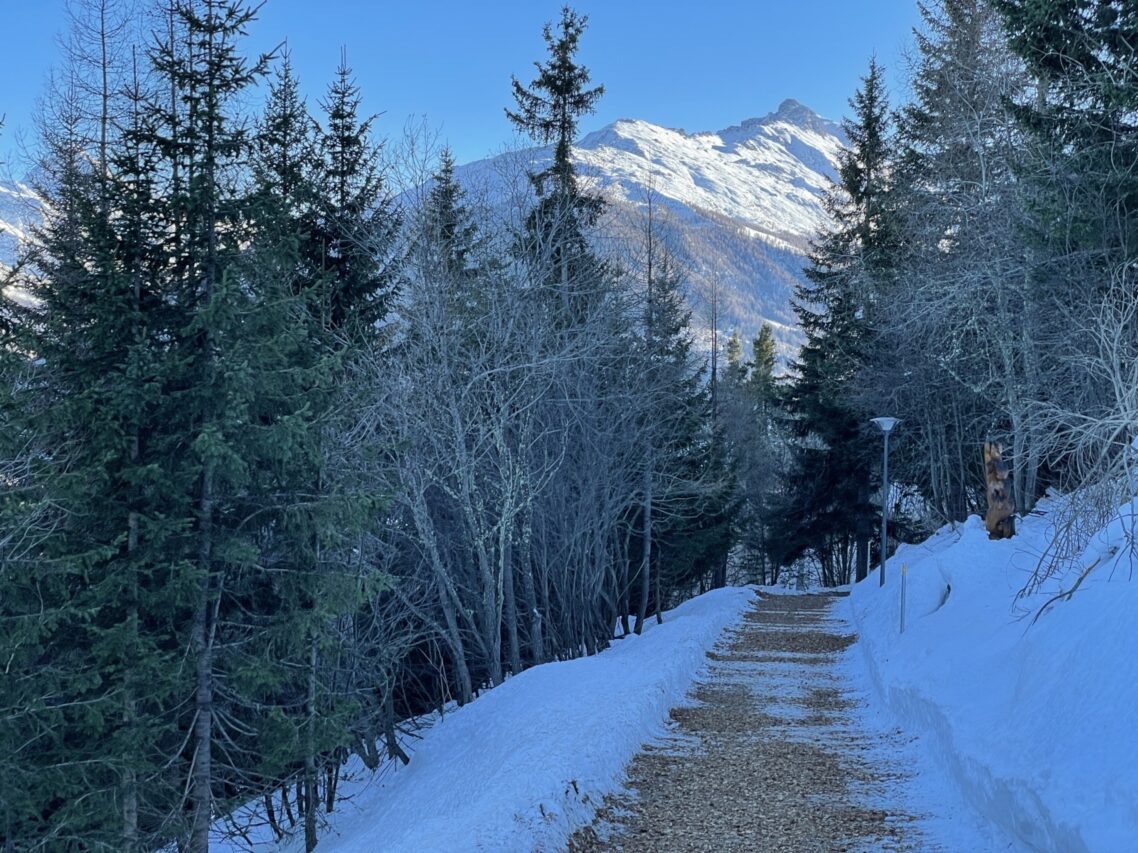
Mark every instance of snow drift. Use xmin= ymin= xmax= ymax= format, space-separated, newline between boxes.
xmin=847 ymin=497 xmax=1138 ymax=852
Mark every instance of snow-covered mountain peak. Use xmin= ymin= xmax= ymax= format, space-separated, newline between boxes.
xmin=571 ymin=100 xmax=844 ymax=247
xmin=456 ymin=100 xmax=846 ymax=355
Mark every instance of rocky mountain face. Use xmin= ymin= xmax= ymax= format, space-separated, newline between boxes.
xmin=1 ymin=100 xmax=845 ymax=359
xmin=459 ymin=99 xmax=846 ymax=358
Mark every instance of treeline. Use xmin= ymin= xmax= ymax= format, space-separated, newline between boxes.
xmin=767 ymin=0 xmax=1138 ymax=587
xmin=0 ymin=3 xmax=737 ymax=850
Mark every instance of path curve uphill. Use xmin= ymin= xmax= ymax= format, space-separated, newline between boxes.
xmin=570 ymin=591 xmax=929 ymax=852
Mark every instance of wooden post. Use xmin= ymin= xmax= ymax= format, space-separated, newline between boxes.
xmin=900 ymin=563 xmax=907 ymax=634
xmin=983 ymin=442 xmax=1016 ymax=539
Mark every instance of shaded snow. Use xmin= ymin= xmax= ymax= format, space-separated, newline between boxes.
xmin=213 ymin=587 xmax=755 ymax=853
xmin=848 ymin=498 xmax=1138 ymax=852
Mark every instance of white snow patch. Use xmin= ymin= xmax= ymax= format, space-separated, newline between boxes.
xmin=847 ymin=498 xmax=1138 ymax=852
xmin=213 ymin=586 xmax=755 ymax=853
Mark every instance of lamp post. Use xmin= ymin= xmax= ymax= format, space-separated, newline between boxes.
xmin=870 ymin=417 xmax=899 ymax=587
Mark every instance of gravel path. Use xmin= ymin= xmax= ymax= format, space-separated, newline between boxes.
xmin=568 ymin=592 xmax=929 ymax=852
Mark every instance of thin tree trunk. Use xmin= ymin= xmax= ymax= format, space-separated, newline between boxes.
xmin=634 ymin=454 xmax=652 ymax=634
xmin=383 ymin=687 xmax=410 ymax=766
xmin=518 ymin=514 xmax=543 ymax=664
xmin=501 ymin=528 xmax=521 ymax=675
xmin=305 ymin=637 xmax=318 ymax=853
xmin=189 ymin=464 xmax=214 ymax=853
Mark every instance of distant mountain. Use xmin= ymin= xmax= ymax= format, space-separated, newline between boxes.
xmin=457 ymin=99 xmax=846 ymax=359
xmin=0 ymin=180 xmax=40 ymax=273
xmin=1 ymin=100 xmax=846 ymax=359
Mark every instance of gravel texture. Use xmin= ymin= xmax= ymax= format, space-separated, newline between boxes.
xmin=567 ymin=592 xmax=926 ymax=852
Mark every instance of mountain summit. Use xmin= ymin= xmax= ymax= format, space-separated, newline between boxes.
xmin=576 ymin=99 xmax=844 ymax=248
xmin=462 ymin=99 xmax=845 ymax=353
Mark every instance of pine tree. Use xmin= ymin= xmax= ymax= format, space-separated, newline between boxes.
xmin=507 ymin=5 xmax=605 ymax=318
xmin=248 ymin=51 xmax=397 ymax=851
xmin=142 ymin=2 xmax=280 ymax=846
xmin=748 ymin=325 xmax=777 ymax=403
xmin=419 ymin=147 xmax=481 ymax=277
xmin=724 ymin=329 xmax=747 ymax=385
xmin=506 ymin=5 xmax=603 ymax=201
xmin=775 ymin=59 xmax=896 ymax=586
xmin=316 ymin=52 xmax=397 ymax=335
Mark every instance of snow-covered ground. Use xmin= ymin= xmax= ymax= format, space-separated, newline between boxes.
xmin=212 ymin=495 xmax=1137 ymax=853
xmin=213 ymin=587 xmax=754 ymax=853
xmin=847 ymin=497 xmax=1138 ymax=853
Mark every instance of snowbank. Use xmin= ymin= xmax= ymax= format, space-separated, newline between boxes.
xmin=215 ymin=586 xmax=754 ymax=853
xmin=847 ymin=498 xmax=1138 ymax=852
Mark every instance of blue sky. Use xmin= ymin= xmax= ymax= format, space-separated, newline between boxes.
xmin=1 ymin=1 xmax=920 ymax=173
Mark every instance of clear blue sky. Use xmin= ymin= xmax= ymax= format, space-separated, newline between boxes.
xmin=1 ymin=1 xmax=920 ymax=174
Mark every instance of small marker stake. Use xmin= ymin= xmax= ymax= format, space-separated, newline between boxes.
xmin=900 ymin=562 xmax=907 ymax=634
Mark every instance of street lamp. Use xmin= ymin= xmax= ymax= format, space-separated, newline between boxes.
xmin=870 ymin=417 xmax=899 ymax=588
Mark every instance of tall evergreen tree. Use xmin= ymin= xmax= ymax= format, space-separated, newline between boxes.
xmin=775 ymin=58 xmax=896 ymax=585
xmin=316 ymin=52 xmax=397 ymax=335
xmin=507 ymin=5 xmax=605 ymax=318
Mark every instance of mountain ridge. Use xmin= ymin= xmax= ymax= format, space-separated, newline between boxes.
xmin=456 ymin=99 xmax=845 ymax=355
xmin=1 ymin=100 xmax=845 ymax=356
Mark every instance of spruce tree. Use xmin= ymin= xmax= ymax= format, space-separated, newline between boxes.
xmin=507 ymin=5 xmax=605 ymax=318
xmin=775 ymin=59 xmax=896 ymax=585
xmin=316 ymin=52 xmax=397 ymax=335
xmin=0 ymin=31 xmax=196 ymax=847
xmin=143 ymin=2 xmax=281 ymax=846
xmin=247 ymin=51 xmax=393 ymax=851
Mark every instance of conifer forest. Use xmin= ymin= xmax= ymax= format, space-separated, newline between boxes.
xmin=1 ymin=1 xmax=1136 ymax=850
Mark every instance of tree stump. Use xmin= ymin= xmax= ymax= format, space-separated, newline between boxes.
xmin=983 ymin=442 xmax=1015 ymax=539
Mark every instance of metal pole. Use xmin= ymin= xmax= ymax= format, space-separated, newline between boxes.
xmin=880 ymin=431 xmax=889 ymax=587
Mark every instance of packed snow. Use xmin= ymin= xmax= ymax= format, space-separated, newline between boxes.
xmin=212 ymin=587 xmax=754 ymax=853
xmin=208 ymin=495 xmax=1138 ymax=852
xmin=848 ymin=496 xmax=1138 ymax=852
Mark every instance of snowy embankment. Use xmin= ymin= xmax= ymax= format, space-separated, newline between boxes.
xmin=847 ymin=498 xmax=1138 ymax=853
xmin=215 ymin=586 xmax=754 ymax=853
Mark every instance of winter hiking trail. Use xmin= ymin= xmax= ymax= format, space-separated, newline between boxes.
xmin=569 ymin=591 xmax=1000 ymax=853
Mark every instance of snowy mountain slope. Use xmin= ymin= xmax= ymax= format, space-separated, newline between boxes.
xmin=0 ymin=180 xmax=40 ymax=271
xmin=457 ymin=99 xmax=846 ymax=357
xmin=575 ymin=100 xmax=843 ymax=246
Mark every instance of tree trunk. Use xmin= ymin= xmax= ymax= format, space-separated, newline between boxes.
xmin=436 ymin=583 xmax=472 ymax=705
xmin=634 ymin=457 xmax=652 ymax=634
xmin=518 ymin=515 xmax=544 ymax=664
xmin=304 ymin=637 xmax=318 ymax=853
xmin=383 ymin=686 xmax=409 ymax=766
xmin=189 ymin=464 xmax=215 ymax=853
xmin=501 ymin=528 xmax=521 ymax=675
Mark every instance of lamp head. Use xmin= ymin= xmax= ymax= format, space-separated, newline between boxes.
xmin=871 ymin=417 xmax=899 ymax=435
